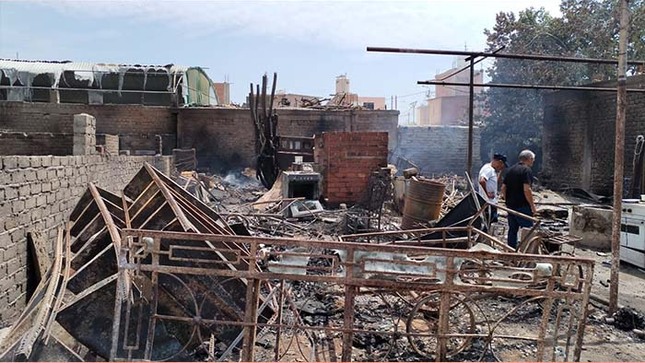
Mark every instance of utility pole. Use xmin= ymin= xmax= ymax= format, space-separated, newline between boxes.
xmin=609 ymin=0 xmax=630 ymax=314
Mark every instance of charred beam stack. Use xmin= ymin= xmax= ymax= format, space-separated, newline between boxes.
xmin=249 ymin=73 xmax=279 ymax=189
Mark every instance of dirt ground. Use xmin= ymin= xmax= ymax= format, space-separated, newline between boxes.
xmin=576 ymin=247 xmax=645 ymax=361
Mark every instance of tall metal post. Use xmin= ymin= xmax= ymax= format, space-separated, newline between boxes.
xmin=609 ymin=0 xmax=630 ymax=314
xmin=467 ymin=58 xmax=475 ymax=174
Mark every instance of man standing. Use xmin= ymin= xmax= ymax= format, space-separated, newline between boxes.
xmin=478 ymin=153 xmax=507 ymax=222
xmin=501 ymin=150 xmax=537 ymax=249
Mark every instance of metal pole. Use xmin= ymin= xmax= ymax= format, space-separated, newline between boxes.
xmin=367 ymin=46 xmax=645 ymax=66
xmin=609 ymin=0 xmax=630 ymax=315
xmin=417 ymin=80 xmax=645 ymax=93
xmin=467 ymin=58 xmax=475 ymax=175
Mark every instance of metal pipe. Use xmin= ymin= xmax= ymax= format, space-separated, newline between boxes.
xmin=367 ymin=46 xmax=645 ymax=66
xmin=468 ymin=58 xmax=475 ymax=175
xmin=609 ymin=0 xmax=630 ymax=315
xmin=417 ymin=80 xmax=645 ymax=93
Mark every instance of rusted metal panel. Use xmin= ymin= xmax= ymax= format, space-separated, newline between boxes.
xmin=112 ymin=228 xmax=594 ymax=362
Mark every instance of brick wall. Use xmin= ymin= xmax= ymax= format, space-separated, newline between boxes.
xmin=314 ymin=132 xmax=389 ymax=204
xmin=177 ymin=108 xmax=399 ymax=172
xmin=0 ymin=133 xmax=72 ymax=155
xmin=0 ymin=101 xmax=177 ymax=155
xmin=542 ymin=75 xmax=645 ymax=195
xmin=393 ymin=125 xmax=482 ymax=176
xmin=0 ymin=155 xmax=173 ymax=325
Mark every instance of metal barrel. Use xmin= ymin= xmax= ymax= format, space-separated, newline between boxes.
xmin=401 ymin=178 xmax=446 ymax=229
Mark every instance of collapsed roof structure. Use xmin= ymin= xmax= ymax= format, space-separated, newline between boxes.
xmin=0 ymin=59 xmax=219 ymax=106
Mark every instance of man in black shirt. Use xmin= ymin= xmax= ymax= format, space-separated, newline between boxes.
xmin=501 ymin=150 xmax=537 ymax=249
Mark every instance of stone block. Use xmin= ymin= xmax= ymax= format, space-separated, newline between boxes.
xmin=2 ymin=156 xmax=17 ymax=170
xmin=17 ymin=156 xmax=30 ymax=168
xmin=570 ymin=205 xmax=612 ymax=250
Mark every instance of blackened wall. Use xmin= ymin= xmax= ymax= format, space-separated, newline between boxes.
xmin=542 ymin=75 xmax=645 ymax=195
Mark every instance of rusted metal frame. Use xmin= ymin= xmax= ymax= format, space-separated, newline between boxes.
xmin=341 ymin=249 xmax=356 ymax=362
xmin=436 ymin=256 xmax=456 ymax=361
xmin=144 ymin=164 xmax=196 ymax=232
xmin=69 ymin=193 xmax=97 ymax=226
xmin=467 ymin=57 xmax=475 ymax=175
xmin=535 ymin=273 xmax=557 ymax=361
xmin=149 ymin=314 xmax=549 ymax=343
xmin=128 ymin=184 xmax=161 ymax=223
xmin=471 ymin=227 xmax=515 ymax=252
xmin=15 ymin=227 xmax=64 ymax=361
xmin=119 ymin=231 xmax=592 ymax=361
xmin=70 ymin=227 xmax=107 ymax=263
xmin=60 ymin=274 xmax=119 ymax=311
xmin=70 ymin=210 xmax=103 ymax=248
xmin=43 ymin=223 xmax=73 ymax=344
xmin=388 ymin=237 xmax=472 ymax=247
xmin=89 ymin=183 xmax=123 ymax=251
xmin=417 ymin=80 xmax=645 ymax=92
xmin=109 ymin=270 xmax=126 ymax=360
xmin=573 ymin=262 xmax=595 ymax=360
xmin=121 ymin=264 xmax=587 ymax=299
xmin=366 ymin=46 xmax=645 ymax=65
xmin=101 ymin=196 xmax=127 ymax=223
xmin=122 ymin=194 xmax=132 ymax=227
xmin=339 ymin=226 xmax=470 ymax=241
xmin=137 ymin=200 xmax=172 ymax=230
xmin=122 ymin=229 xmax=594 ymax=265
xmin=170 ymin=190 xmax=232 ymax=234
xmin=241 ymin=243 xmax=260 ymax=362
xmin=146 ymin=163 xmax=235 ymax=234
xmin=216 ymin=282 xmax=282 ymax=362
xmin=143 ymin=234 xmax=161 ymax=361
xmin=68 ymin=241 xmax=114 ymax=281
xmin=274 ymin=279 xmax=285 ymax=361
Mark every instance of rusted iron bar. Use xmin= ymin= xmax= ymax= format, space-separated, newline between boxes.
xmin=367 ymin=46 xmax=645 ymax=66
xmin=610 ymin=0 xmax=630 ymax=314
xmin=467 ymin=57 xmax=475 ymax=175
xmin=417 ymin=80 xmax=645 ymax=92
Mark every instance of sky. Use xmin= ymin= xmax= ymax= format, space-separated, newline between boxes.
xmin=0 ymin=0 xmax=562 ymax=120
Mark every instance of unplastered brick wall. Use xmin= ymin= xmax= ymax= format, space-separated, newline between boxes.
xmin=0 ymin=101 xmax=177 ymax=155
xmin=0 ymin=133 xmax=72 ymax=156
xmin=314 ymin=132 xmax=388 ymax=204
xmin=542 ymin=75 xmax=645 ymax=195
xmin=177 ymin=108 xmax=399 ymax=172
xmin=0 ymin=154 xmax=173 ymax=325
xmin=393 ymin=125 xmax=481 ymax=176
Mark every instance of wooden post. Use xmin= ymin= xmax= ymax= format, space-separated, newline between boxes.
xmin=609 ymin=0 xmax=630 ymax=314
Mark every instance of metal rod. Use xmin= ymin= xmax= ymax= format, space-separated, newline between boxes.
xmin=367 ymin=46 xmax=645 ymax=66
xmin=609 ymin=0 xmax=630 ymax=314
xmin=417 ymin=80 xmax=645 ymax=92
xmin=467 ymin=58 xmax=475 ymax=176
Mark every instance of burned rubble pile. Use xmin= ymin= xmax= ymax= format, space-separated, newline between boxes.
xmin=0 ymin=163 xmax=600 ymax=362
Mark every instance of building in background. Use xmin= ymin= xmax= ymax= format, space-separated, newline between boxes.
xmin=0 ymin=59 xmax=220 ymax=107
xmin=329 ymin=75 xmax=386 ymax=110
xmin=415 ymin=59 xmax=484 ymax=125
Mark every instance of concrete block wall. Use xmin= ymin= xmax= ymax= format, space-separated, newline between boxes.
xmin=0 ymin=154 xmax=173 ymax=325
xmin=72 ymin=113 xmax=97 ymax=155
xmin=315 ymin=132 xmax=389 ymax=204
xmin=393 ymin=125 xmax=481 ymax=177
xmin=96 ymin=134 xmax=120 ymax=155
